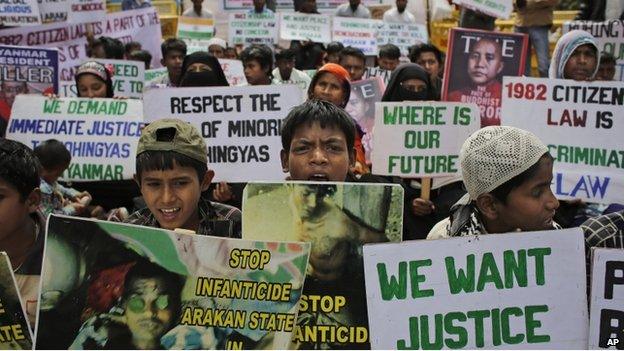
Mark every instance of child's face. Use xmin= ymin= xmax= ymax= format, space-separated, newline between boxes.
xmin=281 ymin=121 xmax=354 ymax=182
xmin=77 ymin=74 xmax=107 ymax=98
xmin=311 ymin=72 xmax=346 ymax=107
xmin=137 ymin=162 xmax=212 ymax=231
xmin=243 ymin=59 xmax=268 ymax=85
xmin=41 ymin=164 xmax=68 ymax=184
xmin=490 ymin=156 xmax=560 ymax=233
xmin=0 ymin=179 xmax=39 ymax=241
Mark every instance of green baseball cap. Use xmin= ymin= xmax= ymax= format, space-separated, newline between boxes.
xmin=138 ymin=119 xmax=207 ymax=164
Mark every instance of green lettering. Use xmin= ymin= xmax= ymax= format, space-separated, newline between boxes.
xmin=504 ymin=250 xmax=528 ymax=288
xmin=501 ymin=307 xmax=524 ymax=344
xmin=377 ymin=262 xmax=407 ymax=300
xmin=476 ymin=253 xmax=504 ymax=291
xmin=409 ymin=260 xmax=434 ymax=298
xmin=397 ymin=317 xmax=419 ymax=350
xmin=384 ymin=106 xmax=397 ymax=125
xmin=527 ymin=248 xmax=551 ymax=286
xmin=443 ymin=312 xmax=468 ymax=349
xmin=466 ymin=309 xmax=489 ymax=348
xmin=525 ymin=305 xmax=550 ymax=343
xmin=445 ymin=255 xmax=475 ymax=294
xmin=420 ymin=314 xmax=443 ymax=349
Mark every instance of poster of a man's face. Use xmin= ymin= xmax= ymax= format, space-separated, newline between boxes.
xmin=443 ymin=28 xmax=528 ymax=127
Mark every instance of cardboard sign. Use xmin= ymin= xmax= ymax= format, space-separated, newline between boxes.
xmin=59 ymin=58 xmax=145 ymax=98
xmin=228 ymin=12 xmax=278 ymax=47
xmin=279 ymin=12 xmax=331 ymax=44
xmin=67 ymin=0 xmax=106 ymax=23
xmin=0 ymin=45 xmax=58 ymax=122
xmin=345 ymin=77 xmax=385 ymax=163
xmin=363 ymin=228 xmax=589 ymax=349
xmin=143 ymin=85 xmax=302 ymax=182
xmin=372 ymin=101 xmax=480 ymax=177
xmin=0 ymin=7 xmax=163 ymax=81
xmin=177 ymin=16 xmax=215 ymax=40
xmin=563 ymin=20 xmax=624 ymax=81
xmin=0 ymin=252 xmax=33 ymax=350
xmin=442 ymin=28 xmax=528 ymax=127
xmin=6 ymin=95 xmax=143 ymax=181
xmin=501 ymin=76 xmax=624 ymax=204
xmin=364 ymin=66 xmax=390 ymax=86
xmin=243 ymin=182 xmax=404 ymax=349
xmin=332 ymin=17 xmax=382 ymax=56
xmin=145 ymin=67 xmax=168 ymax=82
xmin=452 ymin=0 xmax=512 ymax=19
xmin=589 ymin=248 xmax=624 ymax=349
xmin=219 ymin=58 xmax=247 ymax=86
xmin=37 ymin=0 xmax=68 ymax=23
xmin=0 ymin=0 xmax=41 ymax=26
xmin=377 ymin=22 xmax=428 ymax=56
xmin=220 ymin=0 xmax=381 ymax=11
xmin=35 ymin=215 xmax=310 ymax=349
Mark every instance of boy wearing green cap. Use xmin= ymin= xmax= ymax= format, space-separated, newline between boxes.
xmin=126 ymin=119 xmax=241 ymax=237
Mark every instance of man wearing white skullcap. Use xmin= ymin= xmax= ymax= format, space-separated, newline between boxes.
xmin=427 ymin=126 xmax=560 ymax=239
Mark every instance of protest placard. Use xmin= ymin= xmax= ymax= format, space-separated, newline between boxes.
xmin=177 ymin=16 xmax=214 ymax=40
xmin=220 ymin=0 xmax=381 ymax=11
xmin=67 ymin=0 xmax=105 ymax=23
xmin=37 ymin=0 xmax=68 ymax=23
xmin=220 ymin=58 xmax=247 ymax=86
xmin=243 ymin=182 xmax=404 ymax=349
xmin=145 ymin=67 xmax=168 ymax=82
xmin=6 ymin=95 xmax=143 ymax=181
xmin=0 ymin=0 xmax=41 ymax=26
xmin=0 ymin=253 xmax=33 ymax=350
xmin=58 ymin=58 xmax=144 ymax=98
xmin=279 ymin=12 xmax=331 ymax=43
xmin=228 ymin=12 xmax=278 ymax=47
xmin=332 ymin=17 xmax=382 ymax=55
xmin=35 ymin=214 xmax=310 ymax=349
xmin=363 ymin=228 xmax=589 ymax=349
xmin=442 ymin=28 xmax=528 ymax=127
xmin=345 ymin=77 xmax=384 ymax=163
xmin=452 ymin=0 xmax=512 ymax=19
xmin=501 ymin=76 xmax=624 ymax=204
xmin=372 ymin=101 xmax=480 ymax=177
xmin=0 ymin=45 xmax=58 ymax=124
xmin=364 ymin=66 xmax=391 ymax=86
xmin=377 ymin=22 xmax=428 ymax=56
xmin=563 ymin=20 xmax=624 ymax=81
xmin=589 ymin=248 xmax=624 ymax=349
xmin=143 ymin=85 xmax=301 ymax=182
xmin=0 ymin=7 xmax=163 ymax=81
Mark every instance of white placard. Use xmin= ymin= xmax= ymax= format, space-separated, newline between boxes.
xmin=501 ymin=76 xmax=624 ymax=204
xmin=37 ymin=0 xmax=68 ymax=23
xmin=377 ymin=22 xmax=428 ymax=56
xmin=219 ymin=58 xmax=247 ymax=86
xmin=563 ymin=20 xmax=624 ymax=81
xmin=6 ymin=95 xmax=143 ymax=181
xmin=589 ymin=248 xmax=624 ymax=349
xmin=0 ymin=0 xmax=41 ymax=26
xmin=59 ymin=58 xmax=145 ymax=98
xmin=228 ymin=12 xmax=278 ymax=47
xmin=142 ymin=85 xmax=303 ymax=182
xmin=332 ymin=16 xmax=382 ymax=56
xmin=452 ymin=0 xmax=512 ymax=19
xmin=363 ymin=228 xmax=589 ymax=349
xmin=364 ymin=66 xmax=391 ymax=86
xmin=279 ymin=12 xmax=331 ymax=43
xmin=67 ymin=0 xmax=105 ymax=23
xmin=372 ymin=101 xmax=480 ymax=177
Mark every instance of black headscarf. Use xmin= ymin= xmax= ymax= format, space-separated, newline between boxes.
xmin=381 ymin=63 xmax=434 ymax=102
xmin=179 ymin=51 xmax=229 ymax=87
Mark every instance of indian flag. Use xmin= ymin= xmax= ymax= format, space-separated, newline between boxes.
xmin=177 ymin=16 xmax=215 ymax=40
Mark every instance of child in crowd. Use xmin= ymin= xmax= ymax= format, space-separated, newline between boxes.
xmin=324 ymin=41 xmax=344 ymax=65
xmin=75 ymin=61 xmax=114 ymax=99
xmin=377 ymin=44 xmax=401 ymax=71
xmin=339 ymin=46 xmax=366 ymax=81
xmin=148 ymin=38 xmax=187 ymax=87
xmin=240 ymin=44 xmax=274 ymax=85
xmin=549 ymin=30 xmax=599 ymax=81
xmin=428 ymin=126 xmax=560 ymax=239
xmin=595 ymin=51 xmax=616 ymax=81
xmin=33 ymin=140 xmax=92 ymax=218
xmin=128 ymin=50 xmax=152 ymax=70
xmin=127 ymin=118 xmax=241 ymax=237
xmin=307 ymin=63 xmax=368 ymax=174
xmin=0 ymin=139 xmax=45 ymax=328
